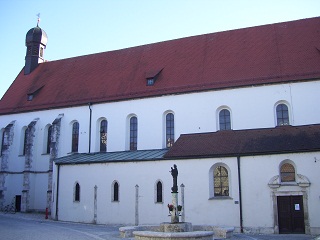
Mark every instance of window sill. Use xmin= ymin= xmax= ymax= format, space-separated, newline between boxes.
xmin=209 ymin=196 xmax=233 ymax=200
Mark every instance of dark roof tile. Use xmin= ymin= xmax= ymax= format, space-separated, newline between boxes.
xmin=1 ymin=17 xmax=320 ymax=114
xmin=164 ymin=125 xmax=320 ymax=158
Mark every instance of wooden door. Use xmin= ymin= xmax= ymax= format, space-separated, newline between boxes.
xmin=277 ymin=196 xmax=305 ymax=234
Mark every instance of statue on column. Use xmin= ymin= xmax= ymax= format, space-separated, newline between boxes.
xmin=170 ymin=164 xmax=178 ymax=193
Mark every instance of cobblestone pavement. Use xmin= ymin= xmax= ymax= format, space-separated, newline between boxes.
xmin=0 ymin=212 xmax=318 ymax=240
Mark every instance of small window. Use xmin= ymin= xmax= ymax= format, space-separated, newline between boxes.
xmin=166 ymin=113 xmax=174 ymax=148
xmin=219 ymin=109 xmax=231 ymax=130
xmin=40 ymin=47 xmax=44 ymax=58
xmin=147 ymin=78 xmax=155 ymax=86
xmin=280 ymin=163 xmax=295 ymax=182
xmin=113 ymin=181 xmax=119 ymax=202
xmin=214 ymin=166 xmax=229 ymax=196
xmin=71 ymin=122 xmax=79 ymax=153
xmin=46 ymin=125 xmax=52 ymax=154
xmin=129 ymin=117 xmax=138 ymax=151
xmin=276 ymin=104 xmax=289 ymax=126
xmin=156 ymin=181 xmax=163 ymax=203
xmin=100 ymin=120 xmax=108 ymax=152
xmin=74 ymin=182 xmax=80 ymax=202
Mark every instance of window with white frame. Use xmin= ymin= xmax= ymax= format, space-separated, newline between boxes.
xmin=71 ymin=122 xmax=79 ymax=153
xmin=129 ymin=116 xmax=138 ymax=151
xmin=280 ymin=162 xmax=295 ymax=182
xmin=165 ymin=113 xmax=174 ymax=148
xmin=100 ymin=120 xmax=108 ymax=152
xmin=276 ymin=103 xmax=290 ymax=126
xmin=218 ymin=109 xmax=231 ymax=130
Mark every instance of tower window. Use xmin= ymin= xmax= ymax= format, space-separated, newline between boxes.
xmin=147 ymin=78 xmax=155 ymax=86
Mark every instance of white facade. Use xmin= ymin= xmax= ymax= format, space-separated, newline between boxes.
xmin=1 ymin=80 xmax=320 ymax=234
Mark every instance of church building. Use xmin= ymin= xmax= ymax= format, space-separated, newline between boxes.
xmin=0 ymin=17 xmax=319 ymax=235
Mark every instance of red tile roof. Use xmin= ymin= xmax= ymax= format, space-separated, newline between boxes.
xmin=164 ymin=124 xmax=320 ymax=158
xmin=1 ymin=17 xmax=320 ymax=114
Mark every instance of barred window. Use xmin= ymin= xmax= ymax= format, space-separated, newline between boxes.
xmin=280 ymin=163 xmax=295 ymax=182
xmin=276 ymin=104 xmax=289 ymax=126
xmin=130 ymin=117 xmax=138 ymax=151
xmin=166 ymin=113 xmax=174 ymax=148
xmin=219 ymin=109 xmax=231 ymax=130
xmin=100 ymin=120 xmax=108 ymax=152
xmin=214 ymin=166 xmax=229 ymax=196
xmin=71 ymin=122 xmax=79 ymax=153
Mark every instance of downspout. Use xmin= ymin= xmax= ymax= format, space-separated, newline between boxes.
xmin=237 ymin=156 xmax=244 ymax=233
xmin=55 ymin=164 xmax=60 ymax=220
xmin=88 ymin=103 xmax=92 ymax=153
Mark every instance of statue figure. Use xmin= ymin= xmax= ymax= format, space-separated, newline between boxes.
xmin=170 ymin=164 xmax=178 ymax=193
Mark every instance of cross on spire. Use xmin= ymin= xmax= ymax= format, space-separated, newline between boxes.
xmin=36 ymin=13 xmax=40 ymax=27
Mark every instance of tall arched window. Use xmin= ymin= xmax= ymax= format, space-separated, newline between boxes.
xmin=23 ymin=127 xmax=29 ymax=155
xmin=219 ymin=109 xmax=231 ymax=130
xmin=71 ymin=122 xmax=79 ymax=153
xmin=130 ymin=117 xmax=138 ymax=151
xmin=276 ymin=104 xmax=289 ymax=126
xmin=156 ymin=181 xmax=163 ymax=203
xmin=214 ymin=166 xmax=229 ymax=196
xmin=0 ymin=129 xmax=5 ymax=155
xmin=74 ymin=182 xmax=80 ymax=202
xmin=113 ymin=181 xmax=119 ymax=202
xmin=166 ymin=113 xmax=174 ymax=148
xmin=280 ymin=163 xmax=295 ymax=182
xmin=100 ymin=120 xmax=108 ymax=152
xmin=46 ymin=125 xmax=52 ymax=154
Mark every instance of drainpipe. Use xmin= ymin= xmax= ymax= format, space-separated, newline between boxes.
xmin=88 ymin=103 xmax=92 ymax=153
xmin=55 ymin=164 xmax=60 ymax=220
xmin=237 ymin=156 xmax=244 ymax=233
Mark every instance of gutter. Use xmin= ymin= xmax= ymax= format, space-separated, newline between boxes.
xmin=55 ymin=164 xmax=60 ymax=220
xmin=88 ymin=103 xmax=92 ymax=153
xmin=237 ymin=156 xmax=244 ymax=233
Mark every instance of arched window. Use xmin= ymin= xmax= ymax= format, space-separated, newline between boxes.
xmin=23 ymin=127 xmax=29 ymax=156
xmin=74 ymin=182 xmax=80 ymax=202
xmin=219 ymin=109 xmax=231 ymax=130
xmin=166 ymin=113 xmax=174 ymax=148
xmin=156 ymin=181 xmax=163 ymax=203
xmin=130 ymin=117 xmax=138 ymax=151
xmin=280 ymin=163 xmax=295 ymax=182
xmin=276 ymin=104 xmax=289 ymax=126
xmin=214 ymin=166 xmax=229 ymax=196
xmin=71 ymin=122 xmax=79 ymax=153
xmin=0 ymin=129 xmax=5 ymax=155
xmin=112 ymin=181 xmax=119 ymax=202
xmin=100 ymin=120 xmax=108 ymax=152
xmin=46 ymin=125 xmax=52 ymax=154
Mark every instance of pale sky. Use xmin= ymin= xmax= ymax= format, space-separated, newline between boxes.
xmin=0 ymin=0 xmax=319 ymax=99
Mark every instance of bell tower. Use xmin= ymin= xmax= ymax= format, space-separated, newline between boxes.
xmin=24 ymin=16 xmax=48 ymax=75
